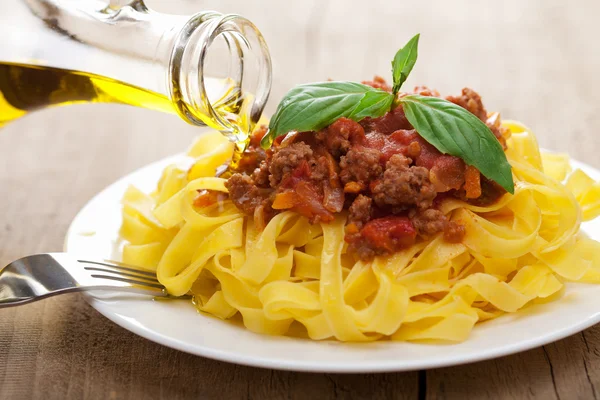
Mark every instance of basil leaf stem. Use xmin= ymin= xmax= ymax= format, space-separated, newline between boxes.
xmin=391 ymin=33 xmax=420 ymax=96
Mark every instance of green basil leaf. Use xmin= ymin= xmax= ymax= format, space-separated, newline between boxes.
xmin=348 ymin=90 xmax=395 ymax=120
xmin=391 ymin=33 xmax=420 ymax=95
xmin=401 ymin=94 xmax=514 ymax=193
xmin=262 ymin=82 xmax=393 ymax=148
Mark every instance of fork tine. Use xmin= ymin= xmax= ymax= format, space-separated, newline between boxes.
xmin=0 ymin=253 xmax=168 ymax=308
xmin=77 ymin=259 xmax=164 ymax=288
xmin=77 ymin=260 xmax=157 ymax=277
xmin=88 ymin=274 xmax=164 ymax=289
xmin=82 ymin=266 xmax=160 ymax=284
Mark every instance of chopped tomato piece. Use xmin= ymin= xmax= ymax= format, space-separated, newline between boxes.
xmin=359 ymin=216 xmax=416 ymax=253
xmin=429 ymin=156 xmax=466 ymax=192
xmin=292 ymin=181 xmax=334 ymax=222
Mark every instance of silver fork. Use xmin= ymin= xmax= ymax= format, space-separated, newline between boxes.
xmin=0 ymin=253 xmax=167 ymax=307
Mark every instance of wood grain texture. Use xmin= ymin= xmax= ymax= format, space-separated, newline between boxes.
xmin=1 ymin=0 xmax=600 ymax=399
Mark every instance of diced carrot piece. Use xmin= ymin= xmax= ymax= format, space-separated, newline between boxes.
xmin=272 ymin=191 xmax=297 ymax=209
xmin=344 ymin=181 xmax=364 ymax=193
xmin=464 ymin=165 xmax=482 ymax=199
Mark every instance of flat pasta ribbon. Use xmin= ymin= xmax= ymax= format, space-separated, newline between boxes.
xmin=117 ymin=125 xmax=600 ymax=342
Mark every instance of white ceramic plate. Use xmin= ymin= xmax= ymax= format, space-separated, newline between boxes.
xmin=64 ymin=154 xmax=600 ymax=373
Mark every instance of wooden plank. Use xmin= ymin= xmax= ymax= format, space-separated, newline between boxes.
xmin=425 ymin=349 xmax=559 ymax=400
xmin=1 ymin=0 xmax=600 ymax=399
xmin=0 ymin=97 xmax=419 ymax=400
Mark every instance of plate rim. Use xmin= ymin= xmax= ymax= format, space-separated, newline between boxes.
xmin=64 ymin=152 xmax=600 ymax=373
xmin=81 ymin=294 xmax=600 ymax=372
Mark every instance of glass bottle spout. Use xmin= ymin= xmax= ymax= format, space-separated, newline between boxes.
xmin=0 ymin=0 xmax=272 ymax=141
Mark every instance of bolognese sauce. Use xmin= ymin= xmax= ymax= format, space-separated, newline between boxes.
xmin=221 ymin=78 xmax=509 ymax=260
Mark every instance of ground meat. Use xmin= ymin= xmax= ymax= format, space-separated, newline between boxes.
xmin=446 ymin=88 xmax=487 ymax=121
xmin=348 ymin=239 xmax=376 ymax=261
xmin=235 ymin=147 xmax=265 ymax=175
xmin=444 ymin=221 xmax=466 ymax=243
xmin=310 ymin=155 xmax=330 ymax=181
xmin=348 ymin=216 xmax=417 ymax=261
xmin=413 ymin=86 xmax=440 ymax=97
xmin=372 ymin=154 xmax=436 ymax=211
xmin=234 ymin=126 xmax=269 ymax=174
xmin=319 ymin=117 xmax=365 ymax=157
xmin=488 ymin=125 xmax=508 ymax=149
xmin=406 ymin=141 xmax=421 ymax=159
xmin=268 ymin=142 xmax=313 ymax=187
xmin=447 ymin=89 xmax=509 ymax=149
xmin=251 ymin=160 xmax=270 ymax=187
xmin=225 ymin=83 xmax=505 ymax=262
xmin=362 ymin=76 xmax=392 ymax=92
xmin=411 ymin=209 xmax=447 ymax=237
xmin=225 ymin=174 xmax=269 ymax=215
xmin=485 ymin=112 xmax=509 ymax=149
xmin=411 ymin=209 xmax=465 ymax=242
xmin=339 ymin=147 xmax=382 ymax=185
xmin=348 ymin=195 xmax=372 ymax=227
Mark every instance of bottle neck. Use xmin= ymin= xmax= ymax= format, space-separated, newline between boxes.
xmin=168 ymin=11 xmax=272 ymax=141
xmin=4 ymin=0 xmax=271 ymax=136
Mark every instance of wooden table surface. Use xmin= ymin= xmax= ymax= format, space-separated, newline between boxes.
xmin=2 ymin=0 xmax=600 ymax=399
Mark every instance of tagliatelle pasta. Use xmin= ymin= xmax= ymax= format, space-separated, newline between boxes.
xmin=118 ymin=121 xmax=600 ymax=342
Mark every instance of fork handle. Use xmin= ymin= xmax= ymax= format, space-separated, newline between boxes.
xmin=0 ymin=287 xmax=81 ymax=307
xmin=0 ymin=254 xmax=82 ymax=307
xmin=0 ymin=285 xmax=170 ymax=308
xmin=0 ymin=253 xmax=168 ymax=308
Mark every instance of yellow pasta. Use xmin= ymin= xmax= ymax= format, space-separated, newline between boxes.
xmin=118 ymin=122 xmax=600 ymax=342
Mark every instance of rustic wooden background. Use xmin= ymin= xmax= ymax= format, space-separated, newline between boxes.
xmin=1 ymin=0 xmax=600 ymax=399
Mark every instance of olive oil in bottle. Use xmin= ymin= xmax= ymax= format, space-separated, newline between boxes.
xmin=1 ymin=0 xmax=272 ymax=163
xmin=0 ymin=62 xmax=246 ymax=131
